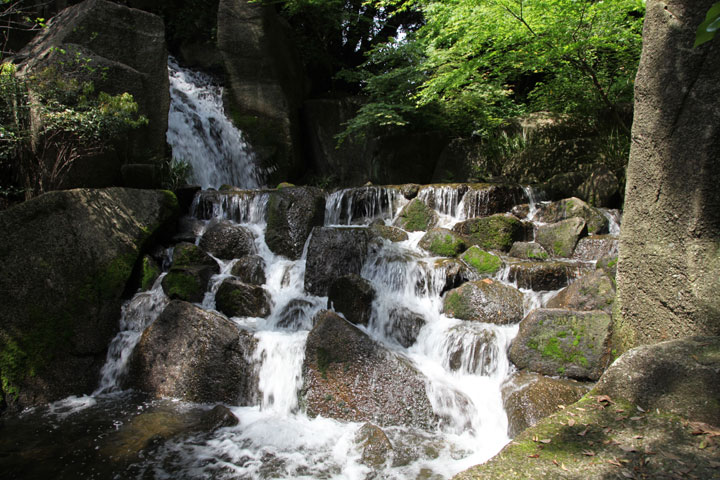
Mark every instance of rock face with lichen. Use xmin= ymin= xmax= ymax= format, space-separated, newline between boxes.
xmin=0 ymin=188 xmax=178 ymax=410
xmin=419 ymin=228 xmax=467 ymax=257
xmin=452 ymin=214 xmax=523 ymax=252
xmin=442 ymin=280 xmax=524 ymax=325
xmin=393 ymin=199 xmax=438 ymax=232
xmin=161 ymin=243 xmax=219 ymax=303
xmin=535 ymin=217 xmax=587 ymax=258
xmin=509 ymin=308 xmax=612 ymax=380
xmin=301 ymin=310 xmax=437 ymax=429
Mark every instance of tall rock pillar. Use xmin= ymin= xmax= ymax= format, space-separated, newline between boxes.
xmin=615 ymin=0 xmax=720 ymax=351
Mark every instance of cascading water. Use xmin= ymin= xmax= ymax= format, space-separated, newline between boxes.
xmin=167 ymin=57 xmax=263 ymax=189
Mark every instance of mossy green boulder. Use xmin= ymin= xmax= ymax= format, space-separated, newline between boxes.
xmin=535 ymin=217 xmax=587 ymax=258
xmin=0 ymin=188 xmax=178 ymax=410
xmin=452 ymin=214 xmax=523 ymax=252
xmin=509 ymin=308 xmax=612 ymax=381
xmin=546 ymin=270 xmax=615 ymax=312
xmin=460 ymin=246 xmax=503 ymax=276
xmin=443 ymin=280 xmax=524 ymax=325
xmin=393 ymin=198 xmax=438 ymax=232
xmin=140 ymin=255 xmax=161 ymax=291
xmin=161 ymin=243 xmax=219 ymax=303
xmin=419 ymin=228 xmax=467 ymax=257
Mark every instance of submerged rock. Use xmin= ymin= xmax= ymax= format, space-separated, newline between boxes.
xmin=509 ymin=308 xmax=612 ymax=380
xmin=595 ymin=336 xmax=720 ymax=426
xmin=327 ymin=274 xmax=376 ymax=326
xmin=502 ymin=371 xmax=589 ymax=437
xmin=442 ymin=280 xmax=524 ymax=325
xmin=265 ymin=186 xmax=325 ymax=260
xmin=127 ymin=300 xmax=257 ymax=404
xmin=356 ymin=423 xmax=394 ymax=469
xmin=546 ymin=270 xmax=615 ymax=312
xmin=215 ymin=278 xmax=271 ymax=318
xmin=419 ymin=228 xmax=467 ymax=257
xmin=198 ymin=220 xmax=257 ymax=260
xmin=0 ymin=188 xmax=178 ymax=409
xmin=370 ymin=223 xmax=409 ymax=242
xmin=301 ymin=310 xmax=437 ymax=429
xmin=452 ymin=214 xmax=523 ymax=252
xmin=393 ymin=198 xmax=439 ymax=231
xmin=535 ymin=217 xmax=587 ymax=258
xmin=304 ymin=227 xmax=371 ymax=296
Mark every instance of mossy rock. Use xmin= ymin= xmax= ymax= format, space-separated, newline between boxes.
xmin=460 ymin=246 xmax=503 ymax=276
xmin=442 ymin=280 xmax=524 ymax=325
xmin=198 ymin=221 xmax=257 ymax=260
xmin=393 ymin=199 xmax=438 ymax=232
xmin=172 ymin=242 xmax=216 ymax=268
xmin=546 ymin=270 xmax=616 ymax=312
xmin=596 ymin=254 xmax=618 ymax=280
xmin=452 ymin=214 xmax=523 ymax=252
xmin=161 ymin=267 xmax=210 ymax=303
xmin=508 ymin=242 xmax=549 ymax=261
xmin=370 ymin=223 xmax=409 ymax=242
xmin=535 ymin=217 xmax=587 ymax=258
xmin=215 ymin=278 xmax=271 ymax=318
xmin=419 ymin=228 xmax=467 ymax=257
xmin=536 ymin=197 xmax=608 ymax=234
xmin=509 ymin=308 xmax=612 ymax=381
xmin=140 ymin=255 xmax=161 ymax=291
xmin=355 ymin=423 xmax=394 ymax=469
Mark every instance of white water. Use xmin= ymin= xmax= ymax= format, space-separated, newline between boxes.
xmin=167 ymin=57 xmax=263 ymax=189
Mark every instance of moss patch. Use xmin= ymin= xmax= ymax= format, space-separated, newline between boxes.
xmin=461 ymin=246 xmax=503 ymax=275
xmin=453 ymin=214 xmax=522 ymax=252
xmin=161 ymin=269 xmax=204 ymax=302
xmin=140 ymin=256 xmax=161 ymax=291
xmin=396 ymin=199 xmax=436 ymax=232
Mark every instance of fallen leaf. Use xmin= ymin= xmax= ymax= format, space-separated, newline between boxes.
xmin=689 ymin=422 xmax=720 ymax=437
xmin=630 ymin=416 xmax=642 ymax=421
xmin=608 ymin=459 xmax=622 ymax=467
xmin=615 ymin=415 xmax=628 ymax=421
xmin=482 ymin=278 xmax=493 ymax=284
xmin=582 ymin=450 xmax=595 ymax=456
xmin=576 ymin=407 xmax=586 ymax=411
xmin=528 ymin=454 xmax=540 ymax=458
xmin=708 ymin=460 xmax=720 ymax=468
xmin=636 ymin=405 xmax=645 ymax=412
xmin=558 ymin=405 xmax=565 ymax=409
xmin=540 ymin=438 xmax=552 ymax=444
xmin=561 ymin=463 xmax=569 ymax=471
xmin=552 ymin=459 xmax=559 ymax=466
xmin=568 ymin=419 xmax=576 ymax=427
xmin=615 ymin=409 xmax=625 ymax=413
xmin=699 ymin=439 xmax=708 ymax=449
xmin=633 ymin=435 xmax=644 ymax=439
xmin=621 ymin=469 xmax=635 ymax=478
xmin=596 ymin=395 xmax=613 ymax=404
xmin=578 ymin=427 xmax=589 ymax=437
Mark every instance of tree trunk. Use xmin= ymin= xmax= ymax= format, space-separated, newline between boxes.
xmin=615 ymin=0 xmax=720 ymax=352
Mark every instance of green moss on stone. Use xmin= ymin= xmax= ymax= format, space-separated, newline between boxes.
xmin=398 ymin=199 xmax=435 ymax=232
xmin=162 ymin=269 xmax=204 ymax=302
xmin=429 ymin=234 xmax=465 ymax=257
xmin=140 ymin=256 xmax=161 ymax=291
xmin=461 ymin=246 xmax=502 ymax=275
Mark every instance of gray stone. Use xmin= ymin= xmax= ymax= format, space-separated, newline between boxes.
xmin=370 ymin=223 xmax=409 ymax=242
xmin=301 ymin=310 xmax=437 ymax=429
xmin=509 ymin=308 xmax=612 ymax=380
xmin=506 ymin=260 xmax=589 ymax=291
xmin=127 ymin=300 xmax=257 ymax=404
xmin=535 ymin=217 xmax=587 ymax=258
xmin=356 ymin=423 xmax=394 ymax=469
xmin=215 ymin=278 xmax=271 ymax=318
xmin=230 ymin=255 xmax=266 ymax=285
xmin=199 ymin=221 xmax=257 ymax=260
xmin=265 ymin=186 xmax=325 ymax=260
xmin=443 ymin=280 xmax=524 ymax=325
xmin=571 ymin=235 xmax=619 ymax=261
xmin=304 ymin=227 xmax=371 ymax=296
xmin=418 ymin=228 xmax=467 ymax=257
xmin=161 ymin=242 xmax=219 ymax=303
xmin=546 ymin=270 xmax=615 ymax=313
xmin=0 ymin=188 xmax=178 ymax=410
xmin=536 ymin=197 xmax=608 ymax=234
xmin=393 ymin=198 xmax=438 ymax=232
xmin=575 ymin=165 xmax=620 ymax=208
xmin=508 ymin=242 xmax=549 ymax=261
xmin=595 ymin=336 xmax=720 ymax=426
xmin=384 ymin=307 xmax=426 ymax=348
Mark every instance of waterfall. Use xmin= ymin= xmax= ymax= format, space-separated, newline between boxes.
xmin=166 ymin=57 xmax=263 ymax=189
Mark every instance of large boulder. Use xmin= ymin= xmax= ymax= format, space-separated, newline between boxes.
xmin=370 ymin=223 xmax=409 ymax=243
xmin=327 ymin=274 xmax=376 ymax=326
xmin=217 ymin=0 xmax=306 ymax=183
xmin=418 ymin=228 xmax=466 ymax=257
xmin=508 ymin=242 xmax=549 ymax=261
xmin=393 ymin=198 xmax=438 ymax=232
xmin=265 ymin=186 xmax=325 ymax=259
xmin=161 ymin=242 xmax=219 ymax=303
xmin=301 ymin=310 xmax=437 ymax=429
xmin=571 ymin=234 xmax=619 ymax=261
xmin=502 ymin=371 xmax=589 ymax=437
xmin=442 ymin=280 xmax=524 ymax=325
xmin=15 ymin=0 xmax=169 ymax=187
xmin=535 ymin=217 xmax=587 ymax=258
xmin=127 ymin=300 xmax=258 ymax=404
xmin=460 ymin=183 xmax=525 ymax=219
xmin=452 ymin=214 xmax=524 ymax=252
xmin=616 ymin=0 xmax=720 ymax=351
xmin=304 ymin=227 xmax=371 ymax=296
xmin=546 ymin=270 xmax=616 ymax=313
xmin=595 ymin=336 xmax=720 ymax=426
xmin=459 ymin=246 xmax=503 ymax=277
xmin=383 ymin=307 xmax=426 ymax=348
xmin=215 ymin=278 xmax=271 ymax=318
xmin=506 ymin=260 xmax=588 ymax=291
xmin=198 ymin=220 xmax=257 ymax=260
xmin=536 ymin=197 xmax=608 ymax=234
xmin=0 ymin=188 xmax=178 ymax=409
xmin=230 ymin=254 xmax=266 ymax=285
xmin=509 ymin=308 xmax=612 ymax=380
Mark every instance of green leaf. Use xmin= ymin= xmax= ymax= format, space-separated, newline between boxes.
xmin=694 ymin=2 xmax=720 ymax=47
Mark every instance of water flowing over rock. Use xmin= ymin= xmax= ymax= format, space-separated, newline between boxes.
xmin=509 ymin=308 xmax=612 ymax=380
xmin=443 ymin=280 xmax=524 ymax=325
xmin=301 ymin=311 xmax=438 ymax=429
xmin=265 ymin=186 xmax=325 ymax=259
xmin=370 ymin=223 xmax=409 ymax=242
xmin=327 ymin=274 xmax=376 ymax=326
xmin=326 ymin=186 xmax=405 ymax=225
xmin=304 ymin=227 xmax=372 ymax=296
xmin=127 ymin=300 xmax=258 ymax=404
xmin=0 ymin=188 xmax=178 ymax=410
xmin=384 ymin=307 xmax=427 ymax=348
xmin=166 ymin=57 xmax=262 ymax=189
xmin=230 ymin=254 xmax=266 ymax=285
xmin=394 ymin=198 xmax=439 ymax=232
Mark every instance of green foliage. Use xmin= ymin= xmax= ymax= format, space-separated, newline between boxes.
xmin=162 ymin=158 xmax=193 ymax=190
xmin=695 ymin=2 xmax=720 ymax=47
xmin=340 ymin=0 xmax=644 ymax=141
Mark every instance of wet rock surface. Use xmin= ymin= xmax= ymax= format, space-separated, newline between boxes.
xmin=571 ymin=235 xmax=619 ymax=261
xmin=419 ymin=228 xmax=467 ymax=257
xmin=443 ymin=280 xmax=524 ymax=325
xmin=198 ymin=220 xmax=257 ymax=260
xmin=509 ymin=308 xmax=612 ymax=380
xmin=215 ymin=278 xmax=271 ymax=318
xmin=394 ymin=198 xmax=439 ymax=232
xmin=161 ymin=242 xmax=219 ymax=302
xmin=459 ymin=246 xmax=503 ymax=277
xmin=385 ymin=307 xmax=427 ymax=348
xmin=546 ymin=270 xmax=615 ymax=312
xmin=536 ymin=197 xmax=608 ymax=234
xmin=327 ymin=274 xmax=376 ymax=326
xmin=507 ymin=260 xmax=588 ymax=291
xmin=452 ymin=214 xmax=524 ymax=252
xmin=301 ymin=311 xmax=437 ymax=429
xmin=127 ymin=300 xmax=258 ymax=404
xmin=304 ymin=227 xmax=371 ymax=296
xmin=265 ymin=186 xmax=325 ymax=259
xmin=230 ymin=254 xmax=267 ymax=285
